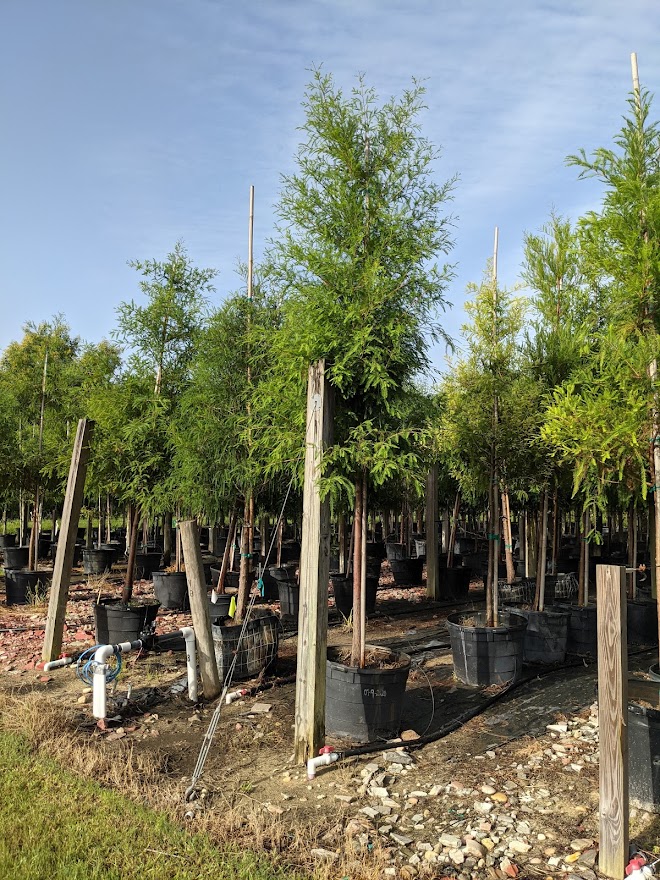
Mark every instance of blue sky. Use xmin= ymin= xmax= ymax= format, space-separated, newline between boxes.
xmin=2 ymin=1 xmax=660 ymax=374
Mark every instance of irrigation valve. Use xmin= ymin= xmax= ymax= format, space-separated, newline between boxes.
xmin=626 ymin=856 xmax=655 ymax=879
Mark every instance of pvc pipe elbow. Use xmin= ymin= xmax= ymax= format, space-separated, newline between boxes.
xmin=226 ymin=689 xmax=248 ymax=704
xmin=43 ymin=656 xmax=73 ymax=672
xmin=307 ymin=751 xmax=339 ymax=780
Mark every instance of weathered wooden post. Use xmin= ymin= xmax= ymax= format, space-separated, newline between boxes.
xmin=426 ymin=466 xmax=439 ymax=600
xmin=596 ymin=563 xmax=628 ymax=879
xmin=42 ymin=419 xmax=93 ymax=662
xmin=294 ymin=360 xmax=333 ymax=763
xmin=179 ymin=519 xmax=221 ymax=700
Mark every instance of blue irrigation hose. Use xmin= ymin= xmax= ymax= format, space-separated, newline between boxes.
xmin=76 ymin=645 xmax=122 ymax=686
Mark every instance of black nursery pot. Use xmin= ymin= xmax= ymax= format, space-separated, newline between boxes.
xmin=0 ymin=534 xmax=17 ymax=549
xmin=446 ymin=610 xmax=527 ymax=687
xmin=152 ymin=571 xmax=188 ymax=610
xmin=439 ymin=566 xmax=471 ymax=601
xmin=134 ymin=551 xmax=163 ymax=580
xmin=628 ymin=676 xmax=660 ymax=813
xmin=553 ymin=603 xmax=598 ymax=656
xmin=5 ymin=568 xmax=51 ymax=605
xmin=3 ymin=545 xmax=29 ymax=569
xmin=331 ymin=572 xmax=377 ymax=619
xmin=389 ymin=557 xmax=424 ymax=586
xmin=627 ymin=599 xmax=659 ymax=647
xmin=82 ymin=548 xmax=114 ymax=575
xmin=93 ymin=599 xmax=159 ymax=645
xmin=325 ymin=645 xmax=411 ymax=742
xmin=507 ymin=607 xmax=570 ymax=664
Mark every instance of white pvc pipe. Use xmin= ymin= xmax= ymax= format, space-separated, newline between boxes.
xmin=181 ymin=626 xmax=198 ymax=703
xmin=91 ymin=629 xmax=198 ymax=721
xmin=43 ymin=656 xmax=74 ymax=672
xmin=92 ymin=640 xmax=141 ymax=720
xmin=226 ymin=688 xmax=248 ymax=704
xmin=307 ymin=751 xmax=339 ymax=780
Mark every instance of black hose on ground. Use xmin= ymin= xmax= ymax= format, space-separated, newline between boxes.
xmin=335 ymin=646 xmax=657 ymax=761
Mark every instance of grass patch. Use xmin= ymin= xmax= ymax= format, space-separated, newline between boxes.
xmin=0 ymin=731 xmax=296 ymax=880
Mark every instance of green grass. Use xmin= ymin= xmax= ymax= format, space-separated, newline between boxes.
xmin=0 ymin=732 xmax=296 ymax=880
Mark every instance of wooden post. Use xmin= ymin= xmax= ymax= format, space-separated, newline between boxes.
xmin=179 ymin=519 xmax=221 ymax=700
xmin=426 ymin=467 xmax=439 ymax=599
xmin=294 ymin=360 xmax=333 ymax=764
xmin=596 ymin=563 xmax=628 ymax=879
xmin=42 ymin=419 xmax=94 ymax=662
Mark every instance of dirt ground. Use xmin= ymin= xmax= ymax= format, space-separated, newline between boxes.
xmin=1 ymin=562 xmax=659 ymax=879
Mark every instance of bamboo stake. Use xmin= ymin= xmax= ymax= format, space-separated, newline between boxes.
xmin=351 ymin=475 xmax=364 ymax=668
xmin=489 ymin=226 xmax=500 ymax=626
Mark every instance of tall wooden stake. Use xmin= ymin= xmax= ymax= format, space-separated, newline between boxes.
xmin=425 ymin=466 xmax=439 ymax=599
xmin=596 ymin=563 xmax=629 ymax=879
xmin=42 ymin=419 xmax=93 ymax=662
xmin=489 ymin=226 xmax=500 ymax=625
xmin=294 ymin=361 xmax=333 ymax=763
xmin=180 ymin=519 xmax=221 ymax=700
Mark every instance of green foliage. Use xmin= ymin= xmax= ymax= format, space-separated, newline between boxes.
xmin=88 ymin=243 xmax=216 ymax=516
xmin=267 ymin=69 xmax=456 ymax=501
xmin=567 ymin=89 xmax=660 ymax=336
xmin=173 ymin=283 xmax=282 ymax=518
xmin=438 ymin=263 xmax=534 ymax=502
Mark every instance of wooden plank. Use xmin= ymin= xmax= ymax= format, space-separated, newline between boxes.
xmin=42 ymin=419 xmax=93 ymax=662
xmin=179 ymin=520 xmax=221 ymax=700
xmin=294 ymin=360 xmax=333 ymax=763
xmin=596 ymin=563 xmax=629 ymax=879
xmin=425 ymin=466 xmax=439 ymax=599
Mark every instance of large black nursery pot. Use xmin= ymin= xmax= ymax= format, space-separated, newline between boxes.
xmin=83 ymin=547 xmax=114 ymax=575
xmin=330 ymin=572 xmax=377 ymax=619
xmin=553 ymin=603 xmax=598 ymax=656
xmin=389 ymin=557 xmax=424 ymax=586
xmin=4 ymin=568 xmax=51 ymax=605
xmin=269 ymin=563 xmax=298 ymax=619
xmin=208 ymin=591 xmax=233 ymax=623
xmin=152 ymin=571 xmax=188 ymax=610
xmin=325 ymin=645 xmax=411 ymax=742
xmin=99 ymin=542 xmax=122 ymax=564
xmin=212 ymin=609 xmax=279 ymax=680
xmin=0 ymin=534 xmax=17 ymax=549
xmin=447 ymin=610 xmax=527 ymax=687
xmin=506 ymin=607 xmax=570 ymax=665
xmin=439 ymin=566 xmax=471 ymax=602
xmin=134 ymin=551 xmax=162 ymax=580
xmin=3 ymin=545 xmax=29 ymax=569
xmin=49 ymin=541 xmax=84 ymax=567
xmin=627 ymin=599 xmax=659 ymax=647
xmin=93 ymin=598 xmax=159 ymax=645
xmin=385 ymin=542 xmax=407 ymax=562
xmin=628 ymin=674 xmax=660 ymax=813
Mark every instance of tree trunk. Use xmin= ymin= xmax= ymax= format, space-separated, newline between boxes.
xmin=351 ymin=475 xmax=365 ymax=668
xmin=534 ymin=490 xmax=549 ymax=612
xmin=236 ymin=493 xmax=253 ymax=621
xmin=218 ymin=510 xmax=237 ymax=594
xmin=338 ymin=513 xmax=346 ymax=575
xmin=163 ymin=511 xmax=172 ymax=567
xmin=121 ymin=509 xmax=141 ymax=604
xmin=501 ymin=485 xmax=515 ymax=583
xmin=447 ymin=491 xmax=461 ymax=568
xmin=628 ymin=500 xmax=636 ymax=599
xmin=550 ymin=488 xmax=559 ymax=576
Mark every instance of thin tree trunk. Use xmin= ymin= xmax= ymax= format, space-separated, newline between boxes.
xmin=351 ymin=474 xmax=364 ymax=668
xmin=276 ymin=515 xmax=284 ymax=567
xmin=121 ymin=508 xmax=141 ymax=604
xmin=447 ymin=491 xmax=461 ymax=568
xmin=501 ymin=484 xmax=515 ymax=583
xmin=534 ymin=489 xmax=549 ymax=612
xmin=628 ymin=500 xmax=636 ymax=599
xmin=550 ymin=488 xmax=559 ymax=576
xmin=236 ymin=493 xmax=253 ymax=621
xmin=163 ymin=511 xmax=172 ymax=567
xmin=218 ymin=510 xmax=237 ymax=594
xmin=338 ymin=513 xmax=346 ymax=574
